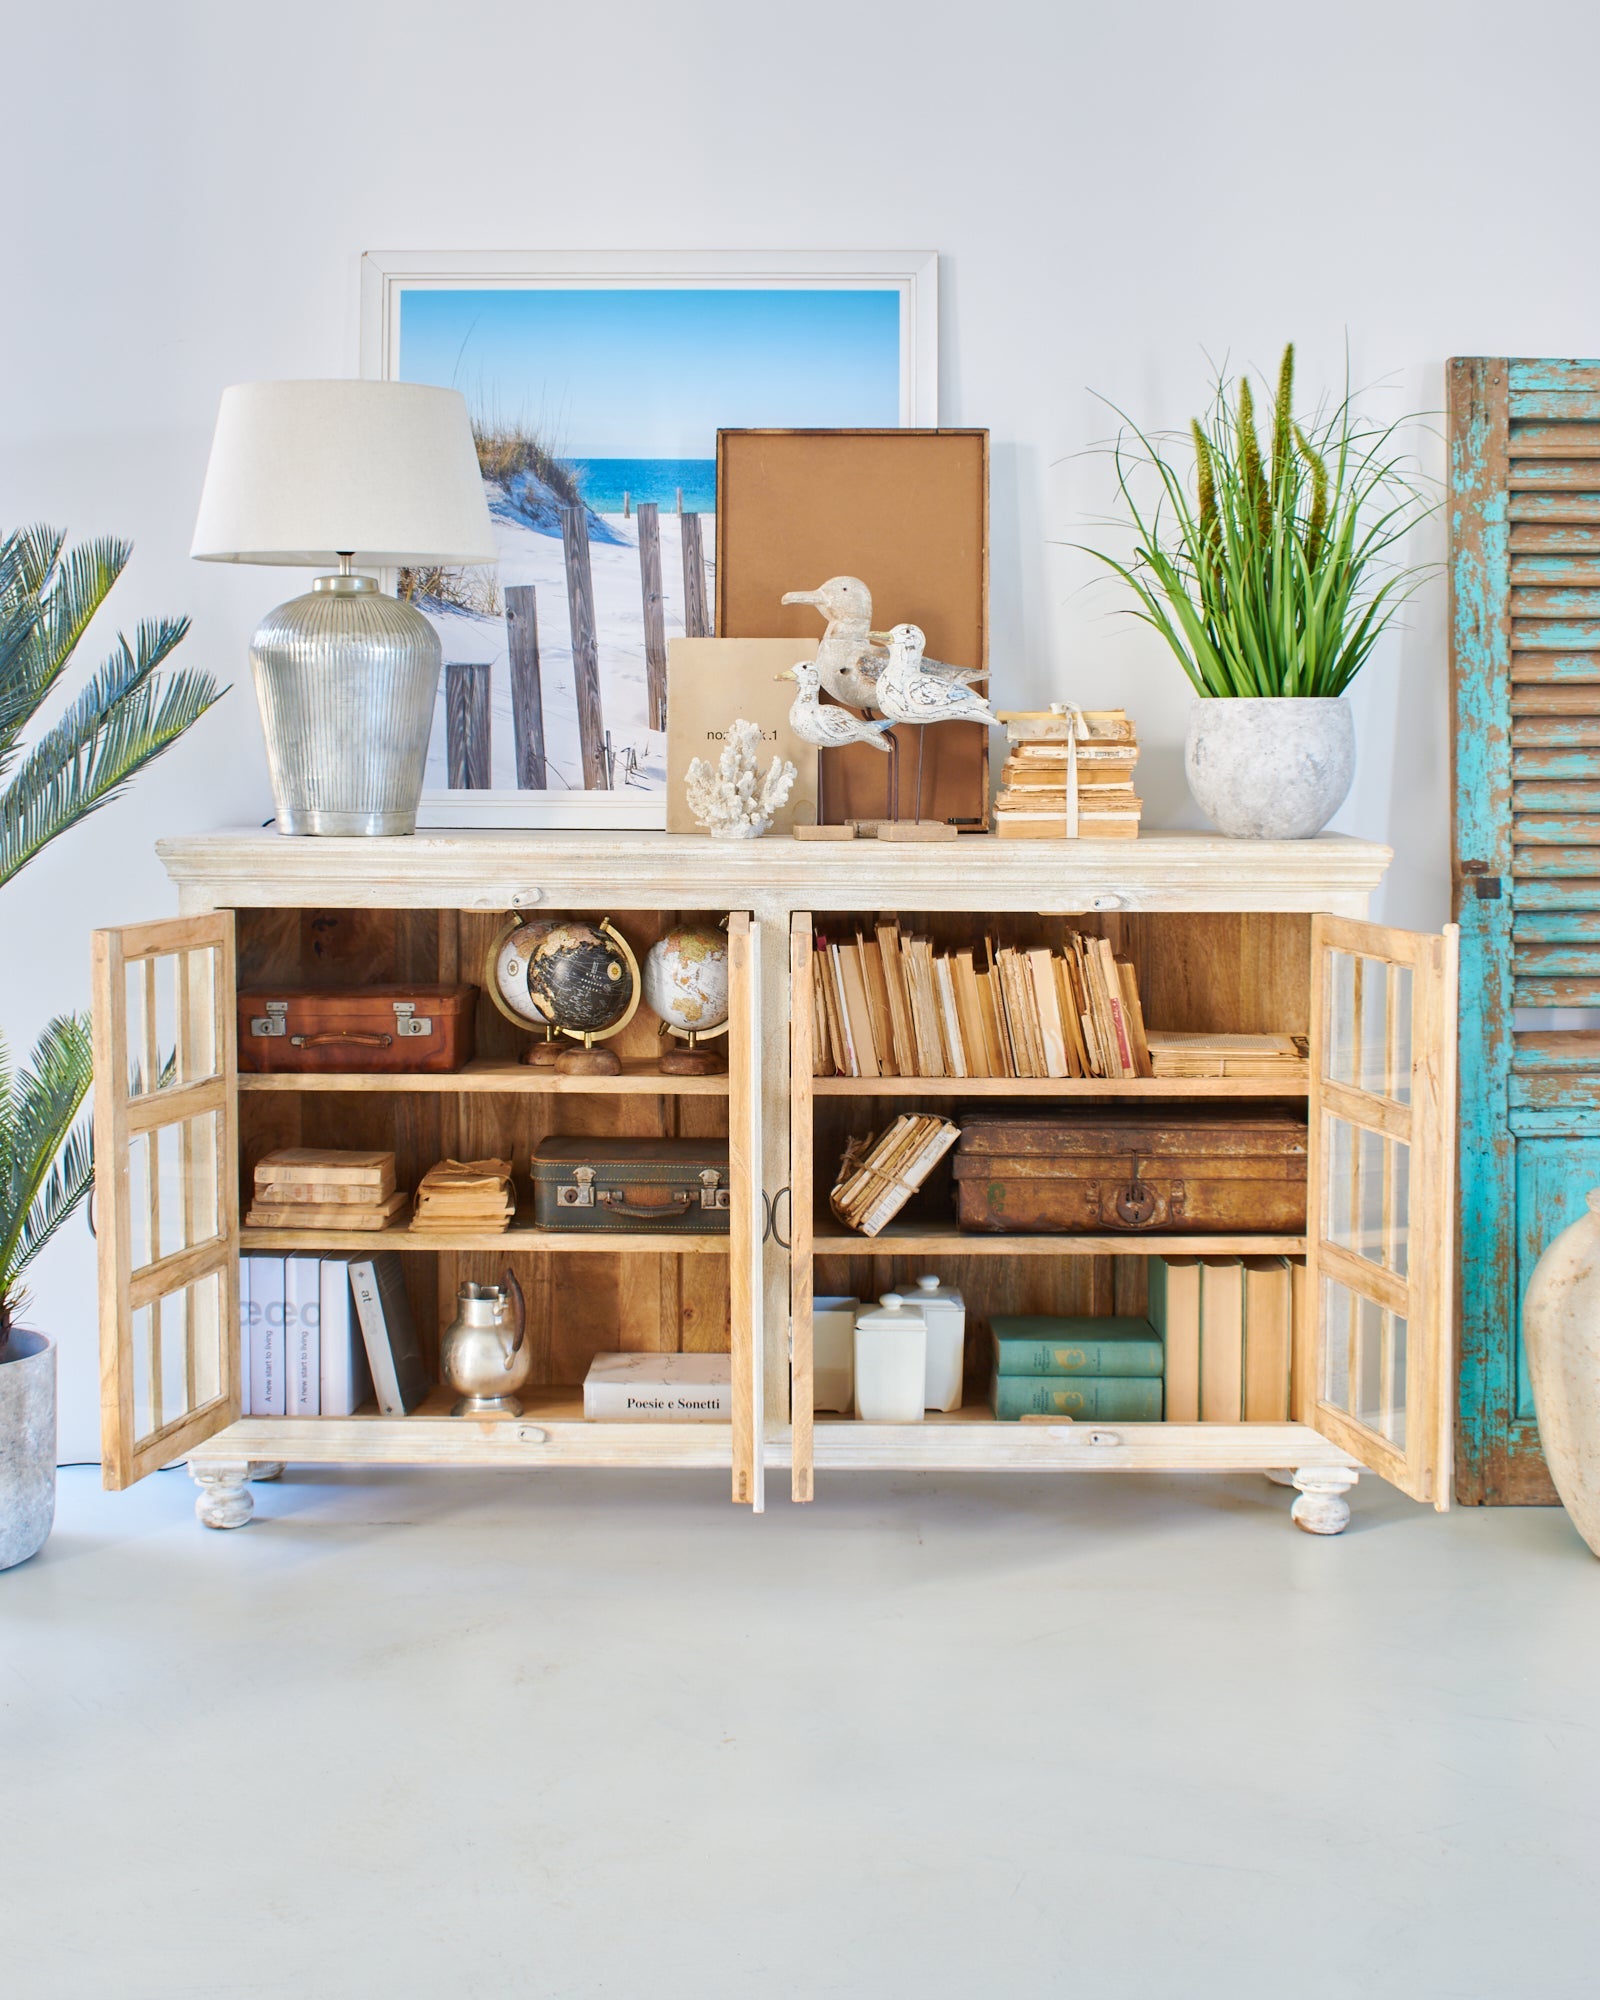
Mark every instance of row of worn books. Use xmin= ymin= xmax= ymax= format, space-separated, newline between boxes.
xmin=811 ymin=924 xmax=1154 ymax=1080
xmin=986 ymin=1257 xmax=1296 ymax=1422
xmin=992 ymin=707 xmax=1142 ymax=840
xmin=239 ymin=1250 xmax=426 ymax=1417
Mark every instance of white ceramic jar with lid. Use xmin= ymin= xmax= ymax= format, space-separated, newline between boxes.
xmin=912 ymin=1274 xmax=966 ymax=1412
xmin=852 ymin=1294 xmax=927 ymax=1423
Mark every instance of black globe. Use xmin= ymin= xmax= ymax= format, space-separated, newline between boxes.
xmin=526 ymin=922 xmax=634 ymax=1035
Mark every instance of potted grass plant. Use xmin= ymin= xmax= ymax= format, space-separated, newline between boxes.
xmin=0 ymin=527 xmax=219 ymax=1568
xmin=1088 ymin=345 xmax=1436 ymax=838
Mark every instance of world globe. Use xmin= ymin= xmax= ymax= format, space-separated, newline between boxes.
xmin=524 ymin=921 xmax=636 ymax=1036
xmin=643 ymin=927 xmax=730 ymax=1036
xmin=492 ymin=919 xmax=561 ymax=1026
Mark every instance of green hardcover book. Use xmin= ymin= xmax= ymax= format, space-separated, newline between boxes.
xmin=988 ymin=1314 xmax=1163 ymax=1378
xmin=989 ymin=1374 xmax=1165 ymax=1421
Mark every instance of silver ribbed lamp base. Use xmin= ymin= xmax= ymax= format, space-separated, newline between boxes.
xmin=251 ymin=574 xmax=440 ymax=837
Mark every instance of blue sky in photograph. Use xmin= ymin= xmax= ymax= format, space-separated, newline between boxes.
xmin=396 ymin=286 xmax=901 ymax=457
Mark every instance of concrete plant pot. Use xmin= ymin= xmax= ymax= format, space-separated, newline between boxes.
xmin=0 ymin=1329 xmax=56 ymax=1570
xmin=1185 ymin=695 xmax=1355 ymax=839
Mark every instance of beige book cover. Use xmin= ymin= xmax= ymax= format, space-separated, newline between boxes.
xmin=1199 ymin=1259 xmax=1245 ymax=1423
xmin=665 ymin=638 xmax=820 ymax=834
xmin=952 ymin=950 xmax=992 ymax=1079
xmin=1151 ymin=1256 xmax=1202 ymax=1423
xmin=874 ymin=923 xmax=918 ymax=1075
xmin=1027 ymin=947 xmax=1070 ymax=1078
xmin=858 ymin=937 xmax=897 ymax=1078
xmin=1242 ymin=1257 xmax=1293 ymax=1422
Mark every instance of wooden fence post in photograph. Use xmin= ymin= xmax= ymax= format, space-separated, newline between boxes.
xmin=505 ymin=584 xmax=546 ymax=790
xmin=636 ymin=501 xmax=668 ymax=730
xmin=561 ymin=503 xmax=609 ymax=789
xmin=681 ymin=512 xmax=710 ymax=639
xmin=623 ymin=491 xmax=631 ymax=518
xmin=445 ymin=662 xmax=492 ymax=789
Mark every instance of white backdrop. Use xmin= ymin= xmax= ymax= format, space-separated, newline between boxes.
xmin=6 ymin=0 xmax=1598 ymax=1458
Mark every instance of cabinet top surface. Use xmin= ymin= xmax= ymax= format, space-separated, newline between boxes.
xmin=157 ymin=827 xmax=1391 ymax=913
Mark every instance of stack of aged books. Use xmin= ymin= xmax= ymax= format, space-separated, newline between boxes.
xmin=809 ymin=923 xmax=1153 ymax=1080
xmin=988 ymin=1314 xmax=1165 ymax=1421
xmin=1148 ymin=1256 xmax=1294 ymax=1422
xmin=828 ymin=1114 xmax=961 ymax=1237
xmin=246 ymin=1149 xmax=406 ymax=1230
xmin=1146 ymin=1031 xmax=1309 ymax=1080
xmin=411 ymin=1157 xmax=516 ymax=1234
xmin=992 ymin=707 xmax=1142 ymax=839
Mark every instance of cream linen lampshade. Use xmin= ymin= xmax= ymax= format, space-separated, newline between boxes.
xmin=191 ymin=380 xmax=496 ymax=568
xmin=191 ymin=379 xmax=496 ymax=837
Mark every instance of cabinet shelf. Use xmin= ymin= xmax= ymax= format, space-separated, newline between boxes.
xmin=237 ymin=1057 xmax=728 ymax=1095
xmin=810 ymin=1223 xmax=1307 ymax=1256
xmin=811 ymin=1074 xmax=1306 ymax=1097
xmin=240 ymin=1220 xmax=730 ymax=1255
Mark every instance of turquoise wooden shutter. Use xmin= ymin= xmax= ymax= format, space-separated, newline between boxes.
xmin=1450 ymin=357 xmax=1600 ymax=1503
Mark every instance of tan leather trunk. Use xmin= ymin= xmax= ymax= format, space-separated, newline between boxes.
xmin=237 ymin=985 xmax=478 ymax=1074
xmin=951 ymin=1108 xmax=1307 ymax=1234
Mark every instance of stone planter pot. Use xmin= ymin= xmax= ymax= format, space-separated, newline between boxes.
xmin=0 ymin=1329 xmax=56 ymax=1570
xmin=1523 ymin=1191 xmax=1600 ymax=1558
xmin=1185 ymin=695 xmax=1355 ymax=839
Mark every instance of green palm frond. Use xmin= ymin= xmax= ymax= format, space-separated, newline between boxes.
xmin=0 ymin=1016 xmax=94 ymax=1325
xmin=0 ymin=526 xmax=219 ymax=1331
xmin=1080 ymin=346 xmax=1438 ymax=700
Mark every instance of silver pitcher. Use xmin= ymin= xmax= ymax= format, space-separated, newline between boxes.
xmin=441 ymin=1270 xmax=529 ymax=1416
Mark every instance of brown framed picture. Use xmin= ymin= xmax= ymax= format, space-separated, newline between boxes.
xmin=715 ymin=428 xmax=990 ymax=828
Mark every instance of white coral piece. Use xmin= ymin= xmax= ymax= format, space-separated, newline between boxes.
xmin=684 ymin=718 xmax=798 ymax=840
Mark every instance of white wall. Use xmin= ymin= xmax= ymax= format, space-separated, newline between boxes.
xmin=7 ymin=0 xmax=1598 ymax=1458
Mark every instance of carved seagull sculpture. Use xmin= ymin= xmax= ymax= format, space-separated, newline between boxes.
xmin=874 ymin=623 xmax=1000 ymax=730
xmin=782 ymin=575 xmax=987 ymax=711
xmin=777 ymin=659 xmax=894 ymax=752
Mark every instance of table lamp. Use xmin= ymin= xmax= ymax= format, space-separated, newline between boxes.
xmin=191 ymin=380 xmax=496 ymax=835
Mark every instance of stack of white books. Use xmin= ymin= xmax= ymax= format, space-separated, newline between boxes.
xmin=239 ymin=1253 xmax=373 ymax=1418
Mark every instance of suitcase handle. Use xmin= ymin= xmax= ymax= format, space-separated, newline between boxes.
xmin=289 ymin=1031 xmax=394 ymax=1050
xmin=598 ymin=1189 xmax=695 ymax=1217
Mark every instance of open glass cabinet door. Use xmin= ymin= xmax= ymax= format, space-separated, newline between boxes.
xmin=727 ymin=912 xmax=764 ymax=1509
xmin=90 ymin=915 xmax=240 ymax=1489
xmin=1306 ymin=915 xmax=1460 ymax=1508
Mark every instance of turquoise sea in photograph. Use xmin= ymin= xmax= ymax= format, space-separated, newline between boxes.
xmin=568 ymin=459 xmax=717 ymax=513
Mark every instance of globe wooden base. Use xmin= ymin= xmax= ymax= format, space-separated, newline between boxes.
xmin=520 ymin=1038 xmax=564 ymax=1068
xmin=658 ymin=1042 xmax=727 ymax=1076
xmin=555 ymin=1043 xmax=623 ymax=1077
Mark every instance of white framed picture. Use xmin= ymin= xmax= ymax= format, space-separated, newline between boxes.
xmin=358 ymin=249 xmax=939 ymax=829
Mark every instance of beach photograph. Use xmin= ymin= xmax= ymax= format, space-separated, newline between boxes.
xmin=393 ymin=283 xmax=904 ymax=815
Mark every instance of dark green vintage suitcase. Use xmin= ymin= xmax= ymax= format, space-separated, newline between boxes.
xmin=530 ymin=1137 xmax=731 ymax=1234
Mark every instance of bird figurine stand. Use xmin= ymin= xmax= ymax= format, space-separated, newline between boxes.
xmin=780 ymin=579 xmax=990 ymax=838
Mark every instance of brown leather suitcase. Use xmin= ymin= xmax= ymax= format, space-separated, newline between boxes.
xmin=951 ymin=1108 xmax=1307 ymax=1234
xmin=237 ymin=985 xmax=478 ymax=1074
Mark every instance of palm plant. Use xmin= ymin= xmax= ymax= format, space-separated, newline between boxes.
xmin=1087 ymin=345 xmax=1436 ymax=699
xmin=0 ymin=527 xmax=221 ymax=1350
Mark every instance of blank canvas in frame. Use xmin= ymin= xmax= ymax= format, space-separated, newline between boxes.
xmin=359 ymin=251 xmax=938 ymax=828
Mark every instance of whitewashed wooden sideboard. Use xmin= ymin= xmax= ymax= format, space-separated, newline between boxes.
xmin=90 ymin=830 xmax=1456 ymax=1535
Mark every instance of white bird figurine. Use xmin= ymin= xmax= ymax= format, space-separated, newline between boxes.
xmin=782 ymin=576 xmax=884 ymax=711
xmin=782 ymin=575 xmax=987 ymax=709
xmin=777 ymin=659 xmax=894 ymax=752
xmin=875 ymin=623 xmax=1000 ymax=729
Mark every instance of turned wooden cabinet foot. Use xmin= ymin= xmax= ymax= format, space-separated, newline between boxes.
xmin=1290 ymin=1467 xmax=1358 ymax=1535
xmin=248 ymin=1461 xmax=286 ymax=1482
xmin=1263 ymin=1468 xmax=1296 ymax=1487
xmin=191 ymin=1461 xmax=255 ymax=1530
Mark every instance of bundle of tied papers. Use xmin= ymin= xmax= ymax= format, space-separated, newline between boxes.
xmin=411 ymin=1157 xmax=516 ymax=1234
xmin=992 ymin=706 xmax=1141 ymax=839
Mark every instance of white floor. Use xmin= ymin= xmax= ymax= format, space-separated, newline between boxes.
xmin=4 ymin=1467 xmax=1598 ymax=2000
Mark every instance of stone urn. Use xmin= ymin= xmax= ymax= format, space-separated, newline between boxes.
xmin=0 ymin=1329 xmax=56 ymax=1570
xmin=1523 ymin=1191 xmax=1600 ymax=1558
xmin=1185 ymin=695 xmax=1355 ymax=839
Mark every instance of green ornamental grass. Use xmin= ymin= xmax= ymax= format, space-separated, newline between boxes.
xmin=1088 ymin=345 xmax=1436 ymax=700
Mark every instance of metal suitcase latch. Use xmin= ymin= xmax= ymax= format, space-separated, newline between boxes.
xmin=250 ymin=1001 xmax=288 ymax=1038
xmin=393 ymin=1002 xmax=434 ymax=1037
xmin=698 ymin=1168 xmax=729 ymax=1211
xmin=556 ymin=1167 xmax=597 ymax=1208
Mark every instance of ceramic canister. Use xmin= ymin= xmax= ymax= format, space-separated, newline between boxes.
xmin=853 ymin=1294 xmax=926 ymax=1424
xmin=912 ymin=1275 xmax=966 ymax=1413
